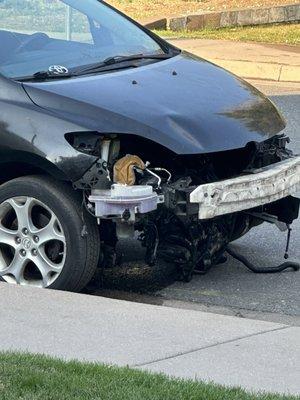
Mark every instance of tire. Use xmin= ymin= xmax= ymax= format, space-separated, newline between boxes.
xmin=0 ymin=175 xmax=100 ymax=292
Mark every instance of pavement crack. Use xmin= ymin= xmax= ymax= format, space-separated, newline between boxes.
xmin=134 ymin=326 xmax=290 ymax=368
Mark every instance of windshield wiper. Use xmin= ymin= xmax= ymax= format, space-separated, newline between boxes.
xmin=16 ymin=70 xmax=74 ymax=82
xmin=16 ymin=52 xmax=175 ymax=82
xmin=75 ymin=53 xmax=174 ymax=76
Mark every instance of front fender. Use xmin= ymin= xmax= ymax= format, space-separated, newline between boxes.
xmin=0 ymin=79 xmax=98 ymax=181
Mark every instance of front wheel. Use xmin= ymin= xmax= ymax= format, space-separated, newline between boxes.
xmin=0 ymin=176 xmax=100 ymax=292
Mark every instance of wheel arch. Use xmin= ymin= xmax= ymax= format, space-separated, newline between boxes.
xmin=0 ymin=153 xmax=69 ymax=185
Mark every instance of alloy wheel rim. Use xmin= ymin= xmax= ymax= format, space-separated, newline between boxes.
xmin=0 ymin=196 xmax=66 ymax=288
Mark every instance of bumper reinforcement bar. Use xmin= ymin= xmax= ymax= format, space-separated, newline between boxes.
xmin=190 ymin=156 xmax=300 ymax=220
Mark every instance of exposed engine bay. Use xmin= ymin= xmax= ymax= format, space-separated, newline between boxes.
xmin=71 ymin=133 xmax=300 ymax=281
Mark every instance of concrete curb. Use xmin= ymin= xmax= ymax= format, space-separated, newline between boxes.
xmin=144 ymin=3 xmax=300 ymax=31
xmin=207 ymin=59 xmax=300 ymax=82
xmin=143 ymin=18 xmax=167 ymax=30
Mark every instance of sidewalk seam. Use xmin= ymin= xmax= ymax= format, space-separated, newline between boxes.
xmin=278 ymin=65 xmax=283 ymax=82
xmin=134 ymin=326 xmax=290 ymax=368
xmin=207 ymin=58 xmax=295 ymax=67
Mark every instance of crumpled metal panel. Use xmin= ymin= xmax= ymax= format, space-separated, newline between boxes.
xmin=190 ymin=156 xmax=300 ymax=219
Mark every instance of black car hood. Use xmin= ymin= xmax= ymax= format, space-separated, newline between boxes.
xmin=24 ymin=53 xmax=285 ymax=154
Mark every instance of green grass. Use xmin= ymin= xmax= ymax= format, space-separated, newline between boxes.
xmin=154 ymin=23 xmax=300 ymax=45
xmin=0 ymin=352 xmax=298 ymax=400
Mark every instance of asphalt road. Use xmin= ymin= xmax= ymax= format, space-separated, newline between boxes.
xmin=98 ymin=81 xmax=300 ymax=325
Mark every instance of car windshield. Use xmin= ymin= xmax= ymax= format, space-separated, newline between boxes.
xmin=0 ymin=0 xmax=165 ymax=79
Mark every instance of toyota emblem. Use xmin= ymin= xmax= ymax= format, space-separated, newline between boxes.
xmin=48 ymin=65 xmax=69 ymax=75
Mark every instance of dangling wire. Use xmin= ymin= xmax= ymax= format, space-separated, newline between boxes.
xmin=284 ymin=225 xmax=292 ymax=260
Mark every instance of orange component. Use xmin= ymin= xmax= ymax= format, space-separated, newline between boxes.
xmin=113 ymin=155 xmax=145 ymax=185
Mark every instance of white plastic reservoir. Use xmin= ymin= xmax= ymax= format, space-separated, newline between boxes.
xmin=89 ymin=184 xmax=158 ymax=217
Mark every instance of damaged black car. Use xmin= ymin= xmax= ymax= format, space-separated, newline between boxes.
xmin=0 ymin=0 xmax=299 ymax=291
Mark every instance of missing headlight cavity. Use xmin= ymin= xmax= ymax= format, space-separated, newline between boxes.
xmin=77 ymin=133 xmax=299 ymax=282
xmin=65 ymin=132 xmax=120 ymax=159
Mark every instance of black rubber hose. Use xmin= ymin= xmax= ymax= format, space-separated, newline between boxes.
xmin=226 ymin=245 xmax=300 ymax=273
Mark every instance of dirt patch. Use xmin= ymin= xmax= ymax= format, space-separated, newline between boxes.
xmin=85 ymin=239 xmax=179 ymax=294
xmin=100 ymin=261 xmax=178 ymax=293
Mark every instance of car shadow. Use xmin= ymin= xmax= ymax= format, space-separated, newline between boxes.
xmin=87 ymin=239 xmax=178 ymax=294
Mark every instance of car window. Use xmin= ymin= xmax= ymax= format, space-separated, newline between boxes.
xmin=0 ymin=0 xmax=164 ymax=79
